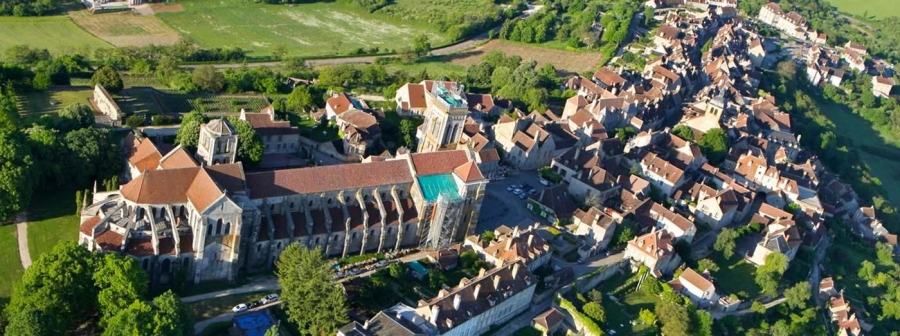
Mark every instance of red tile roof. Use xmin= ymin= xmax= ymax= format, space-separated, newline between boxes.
xmin=159 ymin=237 xmax=176 ymax=255
xmin=453 ymin=162 xmax=485 ymax=182
xmin=159 ymin=146 xmax=198 ymax=170
xmin=95 ymin=230 xmax=123 ymax=251
xmin=327 ymin=92 xmax=354 ymax=115
xmin=411 ymin=150 xmax=469 ymax=176
xmin=365 ymin=203 xmax=382 ymax=227
xmin=126 ymin=236 xmax=154 ymax=256
xmin=180 ymin=234 xmax=194 ymax=253
xmin=80 ymin=216 xmax=101 ymax=235
xmin=244 ymin=160 xmax=412 ymax=199
xmin=291 ymin=211 xmax=308 ymax=237
xmin=272 ymin=214 xmax=289 ymax=240
xmin=346 ymin=205 xmax=363 ymax=230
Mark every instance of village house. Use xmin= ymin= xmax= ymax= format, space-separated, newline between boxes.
xmin=843 ymin=48 xmax=867 ymax=73
xmin=527 ymin=185 xmax=578 ymax=224
xmin=463 ymin=224 xmax=552 ymax=272
xmin=748 ymin=219 xmax=802 ymax=266
xmin=549 ymin=144 xmax=622 ymax=202
xmin=413 ymin=262 xmax=536 ymax=336
xmin=757 ymin=3 xmax=822 ymax=42
xmin=338 ymin=303 xmax=432 ymax=336
xmin=572 ymin=206 xmax=617 ymax=258
xmin=633 ymin=201 xmax=697 ymax=243
xmin=668 ymin=267 xmax=719 ymax=308
xmin=336 ymin=109 xmax=383 ymax=157
xmin=532 ymin=308 xmax=567 ymax=336
xmin=828 ymin=289 xmax=872 ymax=335
xmin=632 ymin=150 xmax=688 ymax=198
xmin=624 ymin=228 xmax=681 ymax=277
xmin=326 ymin=92 xmax=367 ymax=121
xmin=872 ymin=76 xmax=894 ymax=98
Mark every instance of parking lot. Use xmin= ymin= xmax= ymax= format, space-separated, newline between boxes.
xmin=476 ymin=169 xmax=548 ymax=233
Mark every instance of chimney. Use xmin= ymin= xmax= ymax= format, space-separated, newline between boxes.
xmin=512 ymin=226 xmax=520 ymax=238
xmin=478 ymin=268 xmax=487 ymax=278
xmin=453 ymin=294 xmax=462 ymax=310
xmin=575 ymin=146 xmax=582 ymax=158
xmin=474 ymin=284 xmax=482 ymax=299
xmin=512 ymin=262 xmax=521 ymax=279
xmin=505 ymin=236 xmax=514 ymax=251
xmin=430 ymin=305 xmax=440 ymax=325
xmin=527 ymin=234 xmax=534 ymax=247
xmin=493 ymin=275 xmax=502 ymax=289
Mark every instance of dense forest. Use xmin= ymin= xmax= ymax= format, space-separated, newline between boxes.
xmin=0 ymin=0 xmax=62 ymax=16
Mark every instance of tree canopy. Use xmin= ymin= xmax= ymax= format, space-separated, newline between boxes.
xmin=91 ymin=66 xmax=124 ymax=93
xmin=175 ymin=111 xmax=207 ymax=148
xmin=698 ymin=128 xmax=728 ymax=164
xmin=192 ymin=66 xmax=226 ymax=93
xmin=226 ymin=117 xmax=264 ymax=165
xmin=276 ymin=244 xmax=348 ymax=335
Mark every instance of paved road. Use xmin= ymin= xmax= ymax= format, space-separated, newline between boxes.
xmin=193 ymin=301 xmax=282 ymax=335
xmin=181 ymin=277 xmax=281 ymax=303
xmin=15 ymin=212 xmax=31 ymax=269
xmin=711 ymin=297 xmax=786 ymax=319
xmin=554 ymin=252 xmax=626 ymax=278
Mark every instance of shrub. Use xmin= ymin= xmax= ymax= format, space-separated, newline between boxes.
xmin=558 ymin=297 xmax=605 ymax=336
xmin=125 ymin=115 xmax=145 ymax=128
xmin=583 ymin=302 xmax=606 ymax=323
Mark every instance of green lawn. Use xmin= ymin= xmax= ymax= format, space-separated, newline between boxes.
xmin=384 ymin=58 xmax=468 ymax=79
xmin=816 ymin=98 xmax=900 ymax=202
xmin=187 ymin=290 xmax=275 ymax=320
xmin=0 ymin=16 xmax=111 ymax=55
xmin=0 ymin=224 xmax=24 ymax=299
xmin=18 ymin=88 xmax=95 ymax=123
xmin=155 ymin=0 xmax=447 ymax=57
xmin=590 ymin=272 xmax=657 ymax=335
xmin=27 ymin=190 xmax=80 ymax=262
xmin=709 ymin=253 xmax=761 ymax=299
xmin=287 ymin=112 xmax=340 ymax=143
xmin=828 ymin=0 xmax=900 ymax=19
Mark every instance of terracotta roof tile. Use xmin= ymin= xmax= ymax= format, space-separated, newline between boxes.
xmin=411 ymin=151 xmax=469 ymax=176
xmin=180 ymin=234 xmax=194 ymax=253
xmin=159 ymin=237 xmax=176 ymax=255
xmin=453 ymin=162 xmax=485 ymax=182
xmin=95 ymin=230 xmax=123 ymax=251
xmin=401 ymin=198 xmax=418 ymax=222
xmin=291 ymin=211 xmax=308 ymax=237
xmin=365 ymin=203 xmax=382 ymax=227
xmin=126 ymin=236 xmax=154 ymax=256
xmin=310 ymin=209 xmax=328 ymax=235
xmin=478 ymin=148 xmax=500 ymax=163
xmin=205 ymin=163 xmax=246 ymax=195
xmin=245 ymin=160 xmax=412 ymax=199
xmin=272 ymin=214 xmax=289 ymax=240
xmin=327 ymin=92 xmax=355 ymax=115
xmin=128 ymin=138 xmax=162 ymax=172
xmin=80 ymin=216 xmax=101 ymax=235
xmin=382 ymin=201 xmax=400 ymax=225
xmin=345 ymin=205 xmax=362 ymax=230
xmin=159 ymin=146 xmax=198 ymax=170
xmin=330 ymin=207 xmax=346 ymax=232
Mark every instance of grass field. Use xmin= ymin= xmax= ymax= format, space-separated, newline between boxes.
xmin=446 ymin=40 xmax=603 ymax=73
xmin=18 ymin=87 xmax=95 ymax=123
xmin=70 ymin=10 xmax=181 ymax=47
xmin=0 ymin=224 xmax=24 ymax=299
xmin=828 ymin=0 xmax=900 ymax=19
xmin=709 ymin=253 xmax=761 ymax=299
xmin=816 ymin=99 xmax=900 ymax=202
xmin=27 ymin=190 xmax=80 ymax=262
xmin=155 ymin=0 xmax=447 ymax=57
xmin=0 ymin=16 xmax=110 ymax=55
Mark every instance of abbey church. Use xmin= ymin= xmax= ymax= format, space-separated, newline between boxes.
xmin=78 ymin=116 xmax=487 ymax=286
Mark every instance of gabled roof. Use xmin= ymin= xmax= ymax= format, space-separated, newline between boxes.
xmin=453 ymin=162 xmax=485 ymax=183
xmin=158 ymin=145 xmax=198 ymax=170
xmin=678 ymin=267 xmax=714 ymax=292
xmin=411 ymin=150 xmax=469 ymax=176
xmin=245 ymin=160 xmax=413 ymax=199
xmin=205 ymin=118 xmax=234 ymax=135
xmin=128 ymin=137 xmax=163 ymax=172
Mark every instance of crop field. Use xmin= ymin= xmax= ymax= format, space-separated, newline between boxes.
xmin=828 ymin=0 xmax=900 ymax=19
xmin=157 ymin=93 xmax=270 ymax=115
xmin=446 ymin=40 xmax=603 ymax=73
xmin=155 ymin=0 xmax=447 ymax=57
xmin=0 ymin=16 xmax=111 ymax=55
xmin=70 ymin=10 xmax=181 ymax=47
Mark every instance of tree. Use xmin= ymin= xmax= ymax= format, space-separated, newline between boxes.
xmin=858 ymin=260 xmax=876 ymax=280
xmin=387 ymin=263 xmax=406 ymax=279
xmin=272 ymin=44 xmax=288 ymax=60
xmin=750 ymin=301 xmax=766 ymax=314
xmin=265 ymin=325 xmax=280 ymax=336
xmin=672 ymin=125 xmax=694 ymax=140
xmin=697 ymin=259 xmax=719 ymax=273
xmin=643 ymin=277 xmax=663 ymax=295
xmin=714 ymin=228 xmax=737 ymax=259
xmin=32 ymin=71 xmax=50 ymax=91
xmin=0 ymin=130 xmax=33 ymax=220
xmin=93 ymin=254 xmax=149 ymax=327
xmin=4 ymin=309 xmax=55 ymax=336
xmin=175 ymin=111 xmax=206 ymax=149
xmin=616 ymin=127 xmax=636 ymax=141
xmin=656 ymin=301 xmax=690 ymax=336
xmin=638 ymin=309 xmax=657 ymax=326
xmin=5 ymin=242 xmax=98 ymax=333
xmin=64 ymin=128 xmax=122 ymax=186
xmin=276 ymin=244 xmax=347 ymax=335
xmin=588 ymin=289 xmax=603 ymax=303
xmin=191 ymin=66 xmax=225 ymax=93
xmin=755 ymin=252 xmax=789 ymax=296
xmin=226 ymin=117 xmax=264 ymax=165
xmin=286 ymin=85 xmax=315 ymax=113
xmin=698 ymin=128 xmax=728 ymax=164
xmin=643 ymin=6 xmax=654 ymax=26
xmin=412 ymin=34 xmax=431 ymax=59
xmin=784 ymin=281 xmax=810 ymax=310
xmin=91 ymin=66 xmax=123 ymax=93
xmin=150 ymin=291 xmax=193 ymax=336
xmin=57 ymin=103 xmax=95 ymax=131
xmin=102 ymin=301 xmax=156 ymax=336
xmin=692 ymin=309 xmax=714 ymax=336
xmin=126 ymin=115 xmax=145 ymax=128
xmin=583 ymin=302 xmax=606 ymax=323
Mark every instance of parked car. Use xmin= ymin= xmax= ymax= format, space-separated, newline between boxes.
xmin=248 ymin=301 xmax=260 ymax=309
xmin=507 ymin=185 xmax=516 ymax=192
xmin=261 ymin=294 xmax=280 ymax=304
xmin=232 ymin=304 xmax=248 ymax=313
xmin=513 ymin=189 xmax=523 ymax=195
xmin=539 ymin=178 xmax=550 ymax=186
xmin=528 ymin=189 xmax=537 ymax=195
xmin=518 ymin=193 xmax=527 ymax=199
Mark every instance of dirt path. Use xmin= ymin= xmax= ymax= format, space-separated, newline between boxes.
xmin=15 ymin=212 xmax=32 ymax=269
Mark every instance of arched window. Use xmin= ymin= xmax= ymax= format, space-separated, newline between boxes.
xmin=370 ymin=229 xmax=376 ymax=236
xmin=352 ymin=232 xmax=357 ymax=240
xmin=308 ymin=200 xmax=313 ymax=207
xmin=327 ymin=199 xmax=333 ymax=205
xmin=216 ymin=219 xmax=223 ymax=236
xmin=162 ymin=259 xmax=171 ymax=273
xmin=345 ymin=196 xmax=350 ymax=202
xmin=276 ymin=242 xmax=282 ymax=249
xmin=257 ymin=244 xmax=262 ymax=252
xmin=207 ymin=223 xmax=213 ymax=237
xmin=224 ymin=222 xmax=231 ymax=235
xmin=182 ymin=257 xmax=190 ymax=269
xmin=290 ymin=202 xmax=295 ymax=209
xmin=314 ymin=237 xmax=320 ymax=245
xmin=142 ymin=259 xmax=149 ymax=270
